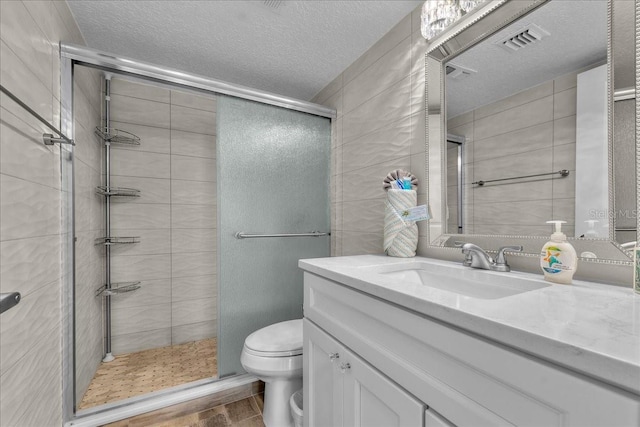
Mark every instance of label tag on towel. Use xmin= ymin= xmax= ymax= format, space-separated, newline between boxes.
xmin=398 ymin=205 xmax=430 ymax=222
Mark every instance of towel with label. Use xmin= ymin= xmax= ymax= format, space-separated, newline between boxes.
xmin=384 ymin=189 xmax=419 ymax=257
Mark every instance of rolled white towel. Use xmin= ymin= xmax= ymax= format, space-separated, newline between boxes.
xmin=384 ymin=189 xmax=418 ymax=257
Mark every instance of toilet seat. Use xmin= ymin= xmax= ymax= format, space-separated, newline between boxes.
xmin=243 ymin=346 xmax=302 ymax=358
xmin=244 ymin=319 xmax=302 ymax=357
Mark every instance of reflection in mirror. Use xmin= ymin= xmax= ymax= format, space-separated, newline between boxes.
xmin=614 ymin=98 xmax=636 ymax=247
xmin=444 ymin=0 xmax=608 ymax=239
xmin=425 ymin=0 xmax=636 ymax=262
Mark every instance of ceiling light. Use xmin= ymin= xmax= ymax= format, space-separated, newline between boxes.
xmin=421 ymin=0 xmax=486 ymax=40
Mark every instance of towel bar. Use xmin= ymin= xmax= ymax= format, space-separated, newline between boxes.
xmin=235 ymin=231 xmax=330 ymax=239
xmin=473 ymin=170 xmax=569 ymax=186
xmin=0 ymin=84 xmax=75 ymax=146
xmin=0 ymin=292 xmax=21 ymax=314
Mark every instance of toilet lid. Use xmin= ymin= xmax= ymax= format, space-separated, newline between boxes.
xmin=244 ymin=319 xmax=303 ymax=357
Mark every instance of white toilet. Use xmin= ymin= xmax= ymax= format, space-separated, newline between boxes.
xmin=241 ymin=319 xmax=303 ymax=427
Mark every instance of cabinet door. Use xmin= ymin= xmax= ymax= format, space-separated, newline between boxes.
xmin=342 ymin=346 xmax=424 ymax=427
xmin=304 ymin=319 xmax=343 ymax=427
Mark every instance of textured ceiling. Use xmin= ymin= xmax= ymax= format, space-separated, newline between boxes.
xmin=67 ymin=0 xmax=423 ymax=101
xmin=447 ymin=0 xmax=607 ymax=118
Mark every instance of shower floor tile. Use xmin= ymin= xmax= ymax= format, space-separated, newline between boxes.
xmin=79 ymin=338 xmax=217 ymax=410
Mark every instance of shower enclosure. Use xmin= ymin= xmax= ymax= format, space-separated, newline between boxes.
xmin=62 ymin=46 xmax=332 ymax=421
xmin=217 ymin=95 xmax=330 ymax=376
xmin=446 ymin=134 xmax=465 ymax=234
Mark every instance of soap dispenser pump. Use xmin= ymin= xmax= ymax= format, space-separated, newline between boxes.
xmin=584 ymin=220 xmax=599 ymax=238
xmin=540 ymin=220 xmax=578 ymax=284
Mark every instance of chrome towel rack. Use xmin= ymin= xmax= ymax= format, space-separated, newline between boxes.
xmin=0 ymin=84 xmax=75 ymax=146
xmin=473 ymin=170 xmax=569 ymax=186
xmin=235 ymin=231 xmax=330 ymax=239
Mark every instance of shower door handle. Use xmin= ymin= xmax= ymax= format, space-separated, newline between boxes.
xmin=234 ymin=231 xmax=331 ymax=239
xmin=0 ymin=292 xmax=21 ymax=314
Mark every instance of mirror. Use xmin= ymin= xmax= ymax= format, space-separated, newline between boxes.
xmin=425 ymin=0 xmax=636 ymax=262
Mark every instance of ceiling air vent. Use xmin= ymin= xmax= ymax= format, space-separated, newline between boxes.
xmin=446 ymin=63 xmax=477 ymax=80
xmin=259 ymin=0 xmax=285 ymax=15
xmin=495 ymin=23 xmax=550 ymax=52
xmin=263 ymin=0 xmax=283 ymax=9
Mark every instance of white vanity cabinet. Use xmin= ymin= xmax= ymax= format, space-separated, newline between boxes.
xmin=304 ymin=319 xmax=425 ymax=427
xmin=302 ymin=271 xmax=640 ymax=427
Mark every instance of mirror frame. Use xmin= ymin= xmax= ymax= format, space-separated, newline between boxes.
xmin=424 ymin=0 xmax=636 ymax=265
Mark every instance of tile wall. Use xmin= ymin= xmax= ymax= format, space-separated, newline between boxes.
xmin=73 ymin=64 xmax=105 ymax=404
xmin=446 ymin=72 xmax=580 ymax=237
xmin=107 ymin=77 xmax=217 ymax=355
xmin=312 ymin=7 xmax=428 ymax=256
xmin=0 ymin=1 xmax=86 ymax=425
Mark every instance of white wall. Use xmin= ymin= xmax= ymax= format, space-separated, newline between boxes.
xmin=312 ymin=7 xmax=428 ymax=257
xmin=73 ymin=64 xmax=104 ymax=407
xmin=0 ymin=1 xmax=86 ymax=425
xmin=575 ymin=64 xmax=608 ymax=237
xmin=106 ymin=77 xmax=218 ymax=355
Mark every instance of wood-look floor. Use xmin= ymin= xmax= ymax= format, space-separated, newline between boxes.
xmin=80 ymin=338 xmax=217 ymax=410
xmin=105 ymin=393 xmax=265 ymax=427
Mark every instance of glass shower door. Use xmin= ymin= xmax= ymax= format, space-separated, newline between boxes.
xmin=216 ymin=96 xmax=331 ymax=377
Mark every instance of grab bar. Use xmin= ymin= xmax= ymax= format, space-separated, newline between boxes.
xmin=0 ymin=84 xmax=75 ymax=146
xmin=473 ymin=170 xmax=569 ymax=186
xmin=0 ymin=292 xmax=21 ymax=314
xmin=235 ymin=231 xmax=330 ymax=239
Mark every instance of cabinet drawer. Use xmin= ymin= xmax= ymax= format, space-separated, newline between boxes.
xmin=304 ymin=272 xmax=640 ymax=427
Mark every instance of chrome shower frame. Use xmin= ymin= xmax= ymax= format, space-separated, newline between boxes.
xmin=103 ymin=77 xmax=114 ymax=362
xmin=59 ymin=44 xmax=335 ymax=426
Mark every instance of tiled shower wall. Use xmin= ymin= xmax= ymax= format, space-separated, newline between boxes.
xmin=0 ymin=1 xmax=86 ymax=425
xmin=107 ymin=77 xmax=217 ymax=355
xmin=73 ymin=65 xmax=105 ymax=404
xmin=446 ymin=71 xmax=581 ymax=237
xmin=312 ymin=7 xmax=428 ymax=256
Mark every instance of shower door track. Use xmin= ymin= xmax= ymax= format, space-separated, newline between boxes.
xmin=59 ymin=44 xmax=336 ymax=425
xmin=61 ymin=43 xmax=336 ymax=119
xmin=66 ymin=374 xmax=257 ymax=427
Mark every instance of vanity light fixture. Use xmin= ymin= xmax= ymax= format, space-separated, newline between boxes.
xmin=421 ymin=0 xmax=485 ymax=40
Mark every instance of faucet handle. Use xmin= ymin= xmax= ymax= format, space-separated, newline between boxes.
xmin=455 ymin=242 xmax=473 ymax=266
xmin=492 ymin=245 xmax=523 ymax=272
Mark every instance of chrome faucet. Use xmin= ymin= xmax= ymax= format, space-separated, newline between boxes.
xmin=459 ymin=243 xmax=523 ymax=272
xmin=461 ymin=243 xmax=494 ymax=270
xmin=492 ymin=245 xmax=524 ymax=272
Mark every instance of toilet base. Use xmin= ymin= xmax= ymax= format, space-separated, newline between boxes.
xmin=262 ymin=377 xmax=302 ymax=427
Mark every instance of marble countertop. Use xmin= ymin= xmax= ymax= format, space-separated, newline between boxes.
xmin=299 ymin=255 xmax=640 ymax=395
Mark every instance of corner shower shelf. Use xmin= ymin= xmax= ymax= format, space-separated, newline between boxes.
xmin=98 ymin=78 xmax=146 ymax=360
xmin=96 ymin=186 xmax=141 ymax=197
xmin=95 ymin=236 xmax=141 ymax=246
xmin=95 ymin=127 xmax=141 ymax=145
xmin=96 ymin=281 xmax=142 ymax=297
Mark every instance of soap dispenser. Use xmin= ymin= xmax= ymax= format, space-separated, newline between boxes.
xmin=540 ymin=220 xmax=578 ymax=284
xmin=584 ymin=220 xmax=599 ymax=238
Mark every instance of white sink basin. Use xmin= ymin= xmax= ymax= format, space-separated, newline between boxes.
xmin=368 ymin=262 xmax=550 ymax=300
